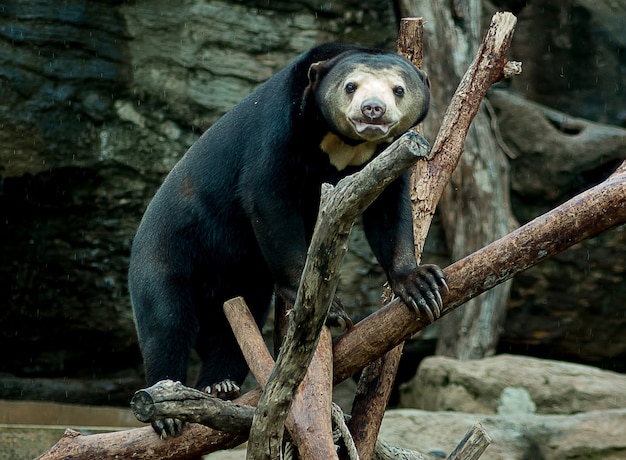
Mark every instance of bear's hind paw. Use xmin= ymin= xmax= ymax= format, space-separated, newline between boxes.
xmin=152 ymin=417 xmax=184 ymax=439
xmin=204 ymin=379 xmax=241 ymax=400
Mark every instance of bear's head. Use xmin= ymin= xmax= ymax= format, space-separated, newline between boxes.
xmin=306 ymin=51 xmax=430 ymax=170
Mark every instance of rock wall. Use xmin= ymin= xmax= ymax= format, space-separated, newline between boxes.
xmin=0 ymin=0 xmax=400 ymax=387
xmin=0 ymin=0 xmax=625 ymax=404
xmin=489 ymin=0 xmax=626 ymax=125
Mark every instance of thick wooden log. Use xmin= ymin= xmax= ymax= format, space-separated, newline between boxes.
xmin=333 ymin=159 xmax=626 ymax=383
xmin=35 ymin=390 xmax=261 ymax=460
xmin=224 ymin=297 xmax=337 ymax=459
xmin=347 ymin=12 xmax=515 ymax=458
xmin=130 ymin=380 xmax=253 ymax=434
xmin=225 ymin=297 xmax=437 ymax=460
xmin=246 ymin=128 xmax=432 ymax=458
xmin=289 ymin=327 xmax=336 ymax=459
xmin=348 ymin=342 xmax=403 ymax=460
xmin=37 ymin=161 xmax=625 ymax=459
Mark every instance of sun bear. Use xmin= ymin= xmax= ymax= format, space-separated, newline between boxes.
xmin=129 ymin=43 xmax=446 ymax=437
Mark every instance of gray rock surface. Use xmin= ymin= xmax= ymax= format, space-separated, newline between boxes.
xmin=400 ymin=354 xmax=626 ymax=414
xmin=395 ymin=354 xmax=626 ymax=459
xmin=379 ymin=408 xmax=626 ymax=460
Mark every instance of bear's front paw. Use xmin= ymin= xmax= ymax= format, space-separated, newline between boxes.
xmin=204 ymin=379 xmax=241 ymax=400
xmin=152 ymin=417 xmax=185 ymax=439
xmin=390 ymin=264 xmax=448 ymax=323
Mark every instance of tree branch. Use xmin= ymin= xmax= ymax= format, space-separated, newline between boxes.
xmin=131 ymin=380 xmax=254 ymax=434
xmin=333 ymin=159 xmax=626 ymax=383
xmin=346 ymin=19 xmax=428 ymax=460
xmin=36 ymin=159 xmax=625 ymax=460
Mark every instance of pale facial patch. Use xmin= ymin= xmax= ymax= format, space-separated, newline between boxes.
xmin=342 ymin=68 xmax=404 ymax=141
xmin=320 ymin=131 xmax=393 ymax=170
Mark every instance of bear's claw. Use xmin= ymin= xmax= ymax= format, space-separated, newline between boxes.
xmin=205 ymin=379 xmax=241 ymax=400
xmin=391 ymin=264 xmax=447 ymax=323
xmin=152 ymin=417 xmax=184 ymax=439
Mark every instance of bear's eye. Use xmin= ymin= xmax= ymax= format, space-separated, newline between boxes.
xmin=393 ymin=86 xmax=405 ymax=97
xmin=345 ymin=82 xmax=357 ymax=94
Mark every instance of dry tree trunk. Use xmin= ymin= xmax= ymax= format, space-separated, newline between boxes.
xmin=401 ymin=0 xmax=518 ymax=359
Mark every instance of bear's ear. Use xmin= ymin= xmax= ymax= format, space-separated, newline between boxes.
xmin=301 ymin=60 xmax=333 ymax=115
xmin=307 ymin=60 xmax=328 ymax=90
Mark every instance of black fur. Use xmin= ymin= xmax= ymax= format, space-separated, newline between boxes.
xmin=129 ymin=43 xmax=443 ymax=437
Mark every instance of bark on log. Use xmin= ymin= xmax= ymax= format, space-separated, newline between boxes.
xmin=445 ymin=423 xmax=492 ymax=460
xmin=418 ymin=0 xmax=518 ymax=360
xmin=246 ymin=130 xmax=432 ymax=458
xmin=288 ymin=327 xmax=335 ymax=459
xmin=224 ymin=297 xmax=337 ymax=459
xmin=131 ymin=380 xmax=253 ymax=434
xmin=225 ymin=296 xmax=437 ymax=460
xmin=333 ymin=159 xmax=626 ymax=383
xmin=339 ymin=8 xmax=519 ymax=373
xmin=348 ymin=343 xmax=403 ymax=460
xmin=36 ymin=390 xmax=261 ymax=460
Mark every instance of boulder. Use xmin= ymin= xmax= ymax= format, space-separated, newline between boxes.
xmin=399 ymin=354 xmax=626 ymax=414
xmin=498 ymin=0 xmax=626 ymax=126
xmin=379 ymin=408 xmax=626 ymax=460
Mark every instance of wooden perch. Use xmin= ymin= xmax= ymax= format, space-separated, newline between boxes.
xmin=36 ymin=11 xmax=623 ymax=460
xmin=38 ymin=161 xmax=625 ymax=460
xmin=345 ymin=18 xmax=426 ymax=460
xmin=36 ymin=390 xmax=262 ymax=460
xmin=411 ymin=11 xmax=519 ymax=252
xmin=225 ymin=296 xmax=436 ymax=460
xmin=349 ymin=12 xmax=519 ymax=459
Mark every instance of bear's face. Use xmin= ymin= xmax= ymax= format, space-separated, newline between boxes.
xmin=308 ymin=52 xmax=429 ymax=170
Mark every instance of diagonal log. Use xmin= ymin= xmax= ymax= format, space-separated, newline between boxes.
xmin=224 ymin=297 xmax=337 ymax=459
xmin=348 ymin=12 xmax=518 ymax=458
xmin=249 ymin=12 xmax=520 ymax=459
xmin=333 ymin=159 xmax=626 ymax=383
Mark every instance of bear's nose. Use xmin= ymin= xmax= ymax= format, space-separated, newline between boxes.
xmin=361 ymin=98 xmax=386 ymax=120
